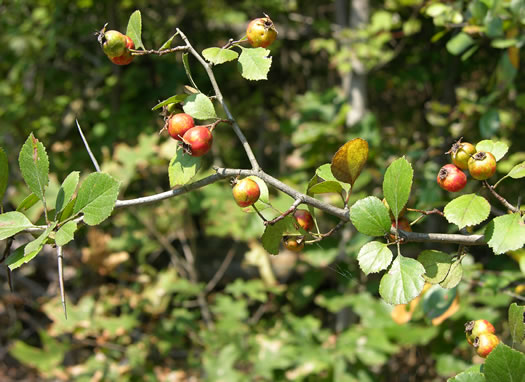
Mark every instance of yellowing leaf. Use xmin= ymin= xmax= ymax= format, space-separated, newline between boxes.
xmin=330 ymin=138 xmax=368 ymax=186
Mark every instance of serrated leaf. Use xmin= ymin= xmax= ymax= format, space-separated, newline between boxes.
xmin=485 ymin=213 xmax=525 ymax=255
xmin=379 ymin=255 xmax=425 ymax=305
xmin=55 ymin=221 xmax=77 ymax=247
xmin=508 ymin=303 xmax=525 ymax=344
xmin=73 ymin=173 xmax=120 ymax=225
xmin=508 ymin=162 xmax=525 ymax=179
xmin=159 ymin=33 xmax=177 ymax=50
xmin=151 ymin=94 xmax=188 ymax=111
xmin=202 ymin=47 xmax=239 ymax=65
xmin=316 ymin=164 xmax=351 ymax=192
xmin=0 ymin=211 xmax=34 ymax=239
xmin=182 ymin=53 xmax=199 ymax=91
xmin=18 ymin=134 xmax=49 ymax=202
xmin=261 ymin=216 xmax=296 ymax=255
xmin=55 ymin=171 xmax=79 ymax=217
xmin=126 ymin=10 xmax=144 ymax=50
xmin=168 ymin=150 xmax=201 ymax=188
xmin=16 ymin=193 xmax=40 ymax=212
xmin=383 ymin=157 xmax=413 ymax=219
xmin=357 ymin=241 xmax=393 ymax=275
xmin=447 ymin=371 xmax=486 ymax=382
xmin=446 ymin=32 xmax=475 ymax=55
xmin=418 ymin=250 xmax=453 ymax=284
xmin=237 ymin=47 xmax=272 ymax=81
xmin=476 ymin=140 xmax=508 ymax=161
xmin=0 ymin=147 xmax=7 ymax=202
xmin=484 ymin=343 xmax=525 ymax=382
xmin=8 ymin=223 xmax=55 ymax=270
xmin=331 ymin=138 xmax=368 ymax=186
xmin=439 ymin=259 xmax=463 ymax=289
xmin=242 ymin=176 xmax=270 ymax=212
xmin=350 ymin=196 xmax=391 ymax=236
xmin=182 ymin=93 xmax=217 ymax=120
xmin=308 ymin=181 xmax=343 ymax=195
xmin=444 ymin=194 xmax=490 ymax=229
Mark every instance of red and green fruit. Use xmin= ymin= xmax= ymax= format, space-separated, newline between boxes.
xmin=246 ymin=17 xmax=278 ymax=48
xmin=468 ymin=151 xmax=497 ymax=180
xmin=109 ymin=35 xmax=135 ymax=65
xmin=182 ymin=126 xmax=213 ymax=157
xmin=390 ymin=218 xmax=412 ymax=241
xmin=437 ymin=164 xmax=467 ymax=192
xmin=232 ymin=178 xmax=261 ymax=207
xmin=465 ymin=319 xmax=496 ymax=346
xmin=294 ymin=209 xmax=314 ymax=231
xmin=168 ymin=113 xmax=195 ymax=141
xmin=102 ymin=30 xmax=127 ymax=58
xmin=474 ymin=332 xmax=500 ymax=358
xmin=451 ymin=141 xmax=477 ymax=170
xmin=283 ymin=236 xmax=304 ymax=252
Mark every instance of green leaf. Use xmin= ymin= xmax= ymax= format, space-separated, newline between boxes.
xmin=508 ymin=161 xmax=525 ymax=179
xmin=350 ymin=196 xmax=391 ymax=237
xmin=9 ymin=223 xmax=56 ymax=270
xmin=126 ymin=10 xmax=144 ymax=50
xmin=508 ymin=303 xmax=525 ymax=344
xmin=379 ymin=255 xmax=425 ymax=305
xmin=159 ymin=33 xmax=177 ymax=50
xmin=73 ymin=173 xmax=120 ymax=225
xmin=0 ymin=147 xmax=7 ymax=202
xmin=202 ymin=47 xmax=239 ymax=65
xmin=446 ymin=33 xmax=475 ymax=55
xmin=439 ymin=259 xmax=463 ymax=289
xmin=484 ymin=343 xmax=525 ymax=382
xmin=55 ymin=171 xmax=79 ymax=216
xmin=55 ymin=221 xmax=78 ymax=247
xmin=357 ymin=241 xmax=393 ymax=275
xmin=383 ymin=157 xmax=413 ymax=219
xmin=422 ymin=285 xmax=457 ymax=320
xmin=492 ymin=38 xmax=519 ymax=48
xmin=16 ymin=193 xmax=40 ymax=212
xmin=444 ymin=194 xmax=490 ymax=229
xmin=316 ymin=164 xmax=351 ymax=192
xmin=447 ymin=371 xmax=486 ymax=382
xmin=425 ymin=3 xmax=450 ymax=17
xmin=237 ymin=47 xmax=272 ymax=81
xmin=308 ymin=181 xmax=343 ymax=195
xmin=18 ymin=133 xmax=49 ymax=202
xmin=182 ymin=93 xmax=217 ymax=120
xmin=418 ymin=250 xmax=453 ymax=284
xmin=151 ymin=94 xmax=188 ymax=111
xmin=485 ymin=213 xmax=525 ymax=255
xmin=479 ymin=109 xmax=500 ymax=138
xmin=182 ymin=53 xmax=199 ymax=91
xmin=331 ymin=138 xmax=369 ymax=186
xmin=0 ymin=211 xmax=34 ymax=240
xmin=168 ymin=150 xmax=201 ymax=187
xmin=475 ymin=140 xmax=508 ymax=161
xmin=261 ymin=216 xmax=296 ymax=255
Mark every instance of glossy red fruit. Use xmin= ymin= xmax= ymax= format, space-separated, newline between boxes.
xmin=102 ymin=30 xmax=127 ymax=58
xmin=451 ymin=141 xmax=477 ymax=170
xmin=181 ymin=126 xmax=213 ymax=157
xmin=465 ymin=319 xmax=496 ymax=346
xmin=294 ymin=209 xmax=314 ymax=231
xmin=232 ymin=178 xmax=260 ymax=207
xmin=246 ymin=17 xmax=278 ymax=48
xmin=283 ymin=236 xmax=304 ymax=252
xmin=167 ymin=113 xmax=195 ymax=141
xmin=437 ymin=164 xmax=467 ymax=192
xmin=389 ymin=218 xmax=412 ymax=241
xmin=110 ymin=35 xmax=135 ymax=65
xmin=474 ymin=332 xmax=500 ymax=358
xmin=468 ymin=151 xmax=497 ymax=180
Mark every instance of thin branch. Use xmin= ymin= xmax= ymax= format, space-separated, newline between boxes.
xmin=394 ymin=228 xmax=485 ymax=246
xmin=2 ymin=238 xmax=14 ymax=292
xmin=56 ymin=246 xmax=67 ymax=319
xmin=221 ymin=36 xmax=247 ymax=49
xmin=252 ymin=204 xmax=268 ymax=223
xmin=306 ymin=221 xmax=347 ymax=244
xmin=177 ymin=28 xmax=261 ymax=171
xmin=407 ymin=208 xmax=444 ymax=217
xmin=484 ymin=181 xmax=520 ymax=214
xmin=76 ymin=119 xmax=101 ymax=172
xmin=265 ymin=199 xmax=301 ymax=226
xmin=205 ymin=245 xmax=236 ymax=293
xmin=130 ymin=46 xmax=189 ymax=56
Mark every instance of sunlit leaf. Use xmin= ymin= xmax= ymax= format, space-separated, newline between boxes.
xmin=0 ymin=211 xmax=34 ymax=240
xmin=126 ymin=10 xmax=145 ymax=50
xmin=379 ymin=255 xmax=425 ymax=305
xmin=168 ymin=149 xmax=201 ymax=187
xmin=357 ymin=241 xmax=393 ymax=275
xmin=475 ymin=140 xmax=508 ymax=161
xmin=237 ymin=47 xmax=272 ymax=81
xmin=485 ymin=213 xmax=525 ymax=255
xmin=73 ymin=173 xmax=120 ymax=225
xmin=484 ymin=343 xmax=525 ymax=382
xmin=444 ymin=194 xmax=490 ymax=229
xmin=350 ymin=196 xmax=391 ymax=237
xmin=508 ymin=303 xmax=525 ymax=344
xmin=418 ymin=250 xmax=453 ymax=284
xmin=55 ymin=171 xmax=79 ymax=216
xmin=202 ymin=47 xmax=239 ymax=65
xmin=508 ymin=161 xmax=525 ymax=179
xmin=151 ymin=94 xmax=188 ymax=111
xmin=331 ymin=138 xmax=368 ymax=186
xmin=55 ymin=221 xmax=78 ymax=247
xmin=18 ymin=134 xmax=49 ymax=202
xmin=182 ymin=93 xmax=217 ymax=120
xmin=383 ymin=157 xmax=413 ymax=219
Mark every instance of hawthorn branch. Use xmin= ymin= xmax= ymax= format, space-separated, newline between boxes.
xmin=394 ymin=228 xmax=485 ymax=246
xmin=56 ymin=246 xmax=67 ymax=319
xmin=265 ymin=199 xmax=302 ymax=226
xmin=484 ymin=181 xmax=520 ymax=214
xmin=130 ymin=46 xmax=189 ymax=56
xmin=76 ymin=120 xmax=101 ymax=172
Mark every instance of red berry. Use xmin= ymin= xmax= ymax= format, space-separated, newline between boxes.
xmin=468 ymin=151 xmax=497 ymax=180
xmin=167 ymin=113 xmax=195 ymax=141
xmin=465 ymin=319 xmax=496 ymax=346
xmin=283 ymin=236 xmax=304 ymax=252
xmin=181 ymin=126 xmax=213 ymax=157
xmin=474 ymin=332 xmax=500 ymax=358
xmin=246 ymin=17 xmax=278 ymax=48
xmin=451 ymin=141 xmax=477 ymax=170
xmin=109 ymin=35 xmax=135 ymax=65
xmin=294 ymin=209 xmax=314 ymax=231
xmin=437 ymin=164 xmax=467 ymax=192
xmin=102 ymin=30 xmax=127 ymax=58
xmin=232 ymin=178 xmax=260 ymax=207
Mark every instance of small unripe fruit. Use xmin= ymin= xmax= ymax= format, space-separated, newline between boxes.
xmin=246 ymin=17 xmax=278 ymax=48
xmin=232 ymin=178 xmax=261 ymax=207
xmin=109 ymin=35 xmax=135 ymax=65
xmin=468 ymin=151 xmax=497 ymax=180
xmin=451 ymin=142 xmax=477 ymax=170
xmin=283 ymin=236 xmax=304 ymax=252
xmin=294 ymin=209 xmax=314 ymax=231
xmin=168 ymin=113 xmax=195 ymax=141
xmin=465 ymin=319 xmax=496 ymax=346
xmin=103 ymin=30 xmax=127 ymax=58
xmin=474 ymin=332 xmax=500 ymax=358
xmin=181 ymin=126 xmax=213 ymax=157
xmin=389 ymin=218 xmax=412 ymax=241
xmin=437 ymin=164 xmax=467 ymax=192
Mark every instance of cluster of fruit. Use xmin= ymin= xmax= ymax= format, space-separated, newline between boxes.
xmin=437 ymin=140 xmax=497 ymax=192
xmin=465 ymin=319 xmax=500 ymax=358
xmin=99 ymin=29 xmax=135 ymax=65
xmin=165 ymin=112 xmax=213 ymax=157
